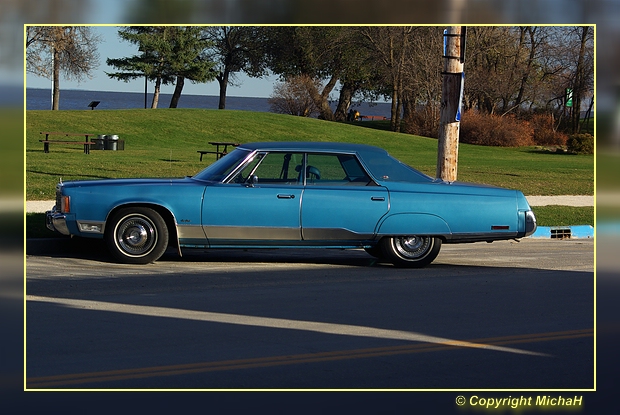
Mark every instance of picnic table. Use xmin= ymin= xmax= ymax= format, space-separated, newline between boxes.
xmin=197 ymin=141 xmax=240 ymax=161
xmin=40 ymin=132 xmax=96 ymax=154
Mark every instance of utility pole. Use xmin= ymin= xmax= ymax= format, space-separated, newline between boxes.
xmin=436 ymin=26 xmax=466 ymax=181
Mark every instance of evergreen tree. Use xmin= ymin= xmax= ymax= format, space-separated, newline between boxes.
xmin=107 ymin=26 xmax=216 ymax=108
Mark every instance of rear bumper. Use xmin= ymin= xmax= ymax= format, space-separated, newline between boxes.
xmin=524 ymin=210 xmax=537 ymax=237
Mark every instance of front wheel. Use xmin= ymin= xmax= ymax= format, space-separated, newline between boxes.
xmin=380 ymin=235 xmax=441 ymax=268
xmin=105 ymin=207 xmax=169 ymax=264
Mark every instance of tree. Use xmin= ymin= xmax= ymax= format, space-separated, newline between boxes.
xmin=167 ymin=27 xmax=217 ymax=108
xmin=268 ymin=75 xmax=320 ymax=117
xmin=401 ymin=27 xmax=444 ymax=137
xmin=202 ymin=27 xmax=268 ymax=109
xmin=568 ymin=26 xmax=594 ymax=134
xmin=107 ymin=27 xmax=173 ymax=109
xmin=359 ymin=26 xmax=415 ymax=131
xmin=26 ymin=26 xmax=100 ymax=110
xmin=262 ymin=27 xmax=350 ymax=121
xmin=107 ymin=26 xmax=216 ymax=109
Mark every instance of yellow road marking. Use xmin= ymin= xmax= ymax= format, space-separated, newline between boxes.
xmin=26 ymin=328 xmax=592 ymax=388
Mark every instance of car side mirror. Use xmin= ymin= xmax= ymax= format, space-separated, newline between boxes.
xmin=246 ymin=174 xmax=258 ymax=187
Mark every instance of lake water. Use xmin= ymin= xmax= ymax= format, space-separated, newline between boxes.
xmin=26 ymin=88 xmax=393 ymax=118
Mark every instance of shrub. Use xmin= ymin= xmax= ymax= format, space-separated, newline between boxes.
xmin=566 ymin=133 xmax=594 ymax=154
xmin=402 ymin=104 xmax=440 ymax=138
xmin=459 ymin=111 xmax=534 ymax=147
xmin=268 ymin=75 xmax=320 ymax=117
xmin=529 ymin=113 xmax=568 ymax=146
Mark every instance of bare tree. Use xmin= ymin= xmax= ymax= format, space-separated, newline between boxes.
xmin=359 ymin=26 xmax=415 ymax=131
xmin=268 ymin=75 xmax=320 ymax=117
xmin=26 ymin=26 xmax=100 ymax=110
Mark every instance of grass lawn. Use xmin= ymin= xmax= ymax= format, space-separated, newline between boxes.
xmin=26 ymin=109 xmax=594 ymax=198
xmin=26 ymin=108 xmax=594 ymax=230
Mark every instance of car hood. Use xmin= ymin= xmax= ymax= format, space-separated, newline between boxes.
xmin=59 ymin=177 xmax=191 ymax=189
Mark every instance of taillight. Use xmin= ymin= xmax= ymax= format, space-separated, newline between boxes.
xmin=60 ymin=196 xmax=70 ymax=213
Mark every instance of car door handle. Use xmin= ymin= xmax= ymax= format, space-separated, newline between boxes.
xmin=371 ymin=196 xmax=385 ymax=201
xmin=277 ymin=194 xmax=295 ymax=199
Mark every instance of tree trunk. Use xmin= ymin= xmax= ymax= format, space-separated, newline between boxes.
xmin=217 ymin=70 xmax=229 ymax=110
xmin=52 ymin=47 xmax=60 ymax=110
xmin=334 ymin=81 xmax=355 ymax=122
xmin=307 ymin=75 xmax=338 ymax=121
xmin=390 ymin=86 xmax=399 ymax=131
xmin=571 ymin=26 xmax=590 ymax=134
xmin=151 ymin=76 xmax=161 ymax=109
xmin=169 ymin=76 xmax=185 ymax=108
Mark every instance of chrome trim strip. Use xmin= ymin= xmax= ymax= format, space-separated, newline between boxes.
xmin=222 ymin=149 xmax=259 ymax=183
xmin=177 ymin=224 xmax=208 ymax=240
xmin=302 ymin=227 xmax=375 ymax=241
xmin=203 ymin=225 xmax=301 ymax=241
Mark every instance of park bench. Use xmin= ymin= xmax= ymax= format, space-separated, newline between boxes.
xmin=40 ymin=132 xmax=96 ymax=154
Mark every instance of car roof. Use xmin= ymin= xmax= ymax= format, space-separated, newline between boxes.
xmin=237 ymin=141 xmax=388 ymax=156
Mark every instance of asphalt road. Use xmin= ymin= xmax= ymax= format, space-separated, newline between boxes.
xmin=25 ymin=238 xmax=594 ymax=390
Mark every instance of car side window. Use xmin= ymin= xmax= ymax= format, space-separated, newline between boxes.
xmin=305 ymin=154 xmax=372 ymax=186
xmin=233 ymin=152 xmax=304 ymax=185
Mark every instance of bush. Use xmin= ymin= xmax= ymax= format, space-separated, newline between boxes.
xmin=529 ymin=113 xmax=568 ymax=146
xmin=402 ymin=104 xmax=440 ymax=138
xmin=459 ymin=111 xmax=534 ymax=147
xmin=566 ymin=133 xmax=594 ymax=154
xmin=268 ymin=75 xmax=320 ymax=117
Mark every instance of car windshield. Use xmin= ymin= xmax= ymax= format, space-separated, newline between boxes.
xmin=192 ymin=148 xmax=252 ymax=182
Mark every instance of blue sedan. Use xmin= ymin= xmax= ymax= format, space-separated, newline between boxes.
xmin=46 ymin=142 xmax=536 ymax=267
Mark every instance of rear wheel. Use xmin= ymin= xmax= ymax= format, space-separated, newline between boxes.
xmin=380 ymin=235 xmax=441 ymax=268
xmin=105 ymin=207 xmax=169 ymax=264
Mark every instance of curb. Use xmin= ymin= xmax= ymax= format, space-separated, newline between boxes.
xmin=529 ymin=225 xmax=594 ymax=239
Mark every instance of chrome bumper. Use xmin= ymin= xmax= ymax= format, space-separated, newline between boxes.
xmin=46 ymin=209 xmax=70 ymax=235
xmin=524 ymin=210 xmax=537 ymax=237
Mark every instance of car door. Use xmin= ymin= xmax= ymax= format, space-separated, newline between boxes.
xmin=201 ymin=151 xmax=304 ymax=246
xmin=300 ymin=153 xmax=389 ymax=242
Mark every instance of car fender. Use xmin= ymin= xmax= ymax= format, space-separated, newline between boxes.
xmin=377 ymin=213 xmax=451 ymax=236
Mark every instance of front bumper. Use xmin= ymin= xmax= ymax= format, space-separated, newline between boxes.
xmin=46 ymin=209 xmax=70 ymax=235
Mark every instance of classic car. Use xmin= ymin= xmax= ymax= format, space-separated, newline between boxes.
xmin=46 ymin=141 xmax=537 ymax=267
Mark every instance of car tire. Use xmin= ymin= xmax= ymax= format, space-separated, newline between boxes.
xmin=105 ymin=207 xmax=169 ymax=264
xmin=380 ymin=235 xmax=441 ymax=268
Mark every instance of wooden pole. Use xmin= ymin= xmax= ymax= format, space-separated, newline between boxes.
xmin=436 ymin=26 xmax=465 ymax=182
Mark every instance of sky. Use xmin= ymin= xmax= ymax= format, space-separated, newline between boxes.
xmin=25 ymin=25 xmax=280 ymax=98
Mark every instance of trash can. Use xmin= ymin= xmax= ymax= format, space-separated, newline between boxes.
xmin=105 ymin=135 xmax=119 ymax=151
xmin=93 ymin=134 xmax=106 ymax=150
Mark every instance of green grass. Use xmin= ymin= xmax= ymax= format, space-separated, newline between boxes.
xmin=532 ymin=206 xmax=594 ymax=227
xmin=26 ymin=108 xmax=594 ymax=200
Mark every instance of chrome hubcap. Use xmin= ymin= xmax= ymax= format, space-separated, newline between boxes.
xmin=116 ymin=215 xmax=156 ymax=256
xmin=393 ymin=236 xmax=432 ymax=260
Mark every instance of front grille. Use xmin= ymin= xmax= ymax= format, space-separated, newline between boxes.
xmin=55 ymin=186 xmax=62 ymax=210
